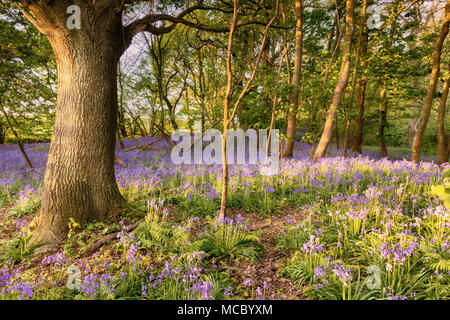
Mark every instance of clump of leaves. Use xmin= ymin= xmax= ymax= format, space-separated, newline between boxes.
xmin=196 ymin=215 xmax=262 ymax=263
xmin=276 ymin=221 xmax=315 ymax=251
xmin=133 ymin=199 xmax=173 ymax=252
xmin=281 ymin=251 xmax=328 ymax=287
xmin=0 ymin=231 xmax=41 ymax=265
xmin=8 ymin=197 xmax=40 ymax=218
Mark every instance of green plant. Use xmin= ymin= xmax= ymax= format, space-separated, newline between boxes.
xmin=113 ymin=271 xmax=147 ymax=300
xmin=282 ymin=252 xmax=327 ymax=287
xmin=197 ymin=215 xmax=262 ymax=263
xmin=0 ymin=231 xmax=41 ymax=265
xmin=306 ymin=269 xmax=379 ymax=300
xmin=134 ymin=199 xmax=174 ymax=252
xmin=7 ymin=197 xmax=40 ymax=218
xmin=276 ymin=221 xmax=316 ymax=251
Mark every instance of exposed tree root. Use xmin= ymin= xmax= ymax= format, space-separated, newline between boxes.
xmin=82 ymin=220 xmax=142 ymax=258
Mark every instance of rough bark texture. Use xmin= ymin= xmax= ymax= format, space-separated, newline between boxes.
xmin=438 ymin=64 xmax=450 ymax=164
xmin=282 ymin=0 xmax=303 ymax=158
xmin=21 ymin=1 xmax=125 ymax=244
xmin=412 ymin=2 xmax=450 ymax=163
xmin=314 ymin=0 xmax=354 ymax=161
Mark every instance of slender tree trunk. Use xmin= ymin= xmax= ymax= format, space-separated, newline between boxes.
xmin=377 ymin=4 xmax=401 ymax=159
xmin=447 ymin=137 xmax=450 ymax=162
xmin=198 ymin=53 xmax=207 ymax=131
xmin=137 ymin=115 xmax=149 ymax=137
xmin=379 ymin=82 xmax=389 ymax=157
xmin=220 ymin=1 xmax=239 ymax=219
xmin=118 ymin=110 xmax=127 ymax=138
xmin=118 ymin=63 xmax=127 ymax=138
xmin=353 ymin=21 xmax=367 ymax=154
xmin=117 ymin=131 xmax=125 ymax=150
xmin=343 ymin=0 xmax=367 ymax=156
xmin=220 ymin=0 xmax=279 ymax=218
xmin=314 ymin=0 xmax=354 ymax=161
xmin=0 ymin=101 xmax=33 ymax=168
xmin=162 ymin=97 xmax=179 ymax=131
xmin=412 ymin=2 xmax=450 ymax=163
xmin=309 ymin=99 xmax=317 ymax=131
xmin=408 ymin=118 xmax=420 ymax=148
xmin=438 ymin=64 xmax=450 ymax=164
xmin=282 ymin=0 xmax=303 ymax=158
xmin=353 ymin=75 xmax=366 ymax=153
xmin=334 ymin=115 xmax=340 ymax=149
xmin=0 ymin=118 xmax=4 ymax=144
xmin=149 ymin=103 xmax=155 ymax=136
xmin=21 ymin=2 xmax=125 ymax=244
xmin=267 ymin=44 xmax=290 ymax=156
xmin=323 ymin=2 xmax=342 ymax=88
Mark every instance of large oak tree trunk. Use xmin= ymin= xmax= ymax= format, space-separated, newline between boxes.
xmin=438 ymin=64 xmax=450 ymax=164
xmin=282 ymin=0 xmax=303 ymax=158
xmin=314 ymin=0 xmax=354 ymax=161
xmin=21 ymin=2 xmax=125 ymax=244
xmin=412 ymin=2 xmax=450 ymax=163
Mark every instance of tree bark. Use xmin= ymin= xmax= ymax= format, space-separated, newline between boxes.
xmin=314 ymin=0 xmax=354 ymax=161
xmin=438 ymin=64 xmax=450 ymax=164
xmin=267 ymin=44 xmax=290 ymax=156
xmin=220 ymin=0 xmax=279 ymax=218
xmin=353 ymin=73 xmax=366 ymax=153
xmin=412 ymin=2 xmax=450 ymax=163
xmin=282 ymin=0 xmax=303 ymax=158
xmin=408 ymin=118 xmax=420 ymax=148
xmin=334 ymin=115 xmax=340 ymax=149
xmin=0 ymin=117 xmax=4 ymax=144
xmin=447 ymin=137 xmax=450 ymax=162
xmin=379 ymin=82 xmax=389 ymax=157
xmin=344 ymin=0 xmax=367 ymax=156
xmin=377 ymin=3 xmax=401 ymax=159
xmin=162 ymin=95 xmax=179 ymax=131
xmin=118 ymin=62 xmax=128 ymax=139
xmin=21 ymin=2 xmax=125 ymax=244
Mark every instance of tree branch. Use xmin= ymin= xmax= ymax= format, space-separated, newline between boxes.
xmin=124 ymin=1 xmax=292 ymax=44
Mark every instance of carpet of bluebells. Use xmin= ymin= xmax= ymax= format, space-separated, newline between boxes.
xmin=0 ymin=137 xmax=449 ymax=300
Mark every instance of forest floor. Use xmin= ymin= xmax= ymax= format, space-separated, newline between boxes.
xmin=0 ymin=138 xmax=449 ymax=300
xmin=0 ymin=206 xmax=307 ymax=299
